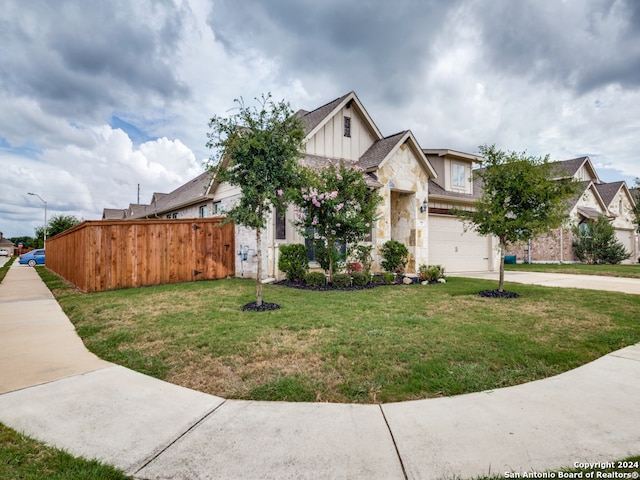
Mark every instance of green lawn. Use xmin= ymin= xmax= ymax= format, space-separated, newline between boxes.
xmin=39 ymin=269 xmax=640 ymax=404
xmin=0 ymin=256 xmax=15 ymax=283
xmin=505 ymin=262 xmax=640 ymax=278
xmin=0 ymin=423 xmax=130 ymax=480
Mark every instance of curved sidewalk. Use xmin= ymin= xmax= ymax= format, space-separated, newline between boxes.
xmin=0 ymin=263 xmax=639 ymax=479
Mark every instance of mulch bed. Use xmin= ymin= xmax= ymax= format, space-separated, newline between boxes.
xmin=274 ymin=276 xmax=436 ymax=291
xmin=478 ymin=289 xmax=520 ymax=299
xmin=241 ymin=301 xmax=282 ymax=312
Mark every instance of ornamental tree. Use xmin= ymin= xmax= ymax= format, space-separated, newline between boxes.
xmin=292 ymin=160 xmax=381 ymax=282
xmin=632 ymin=178 xmax=640 ymax=234
xmin=206 ymin=94 xmax=305 ymax=308
xmin=455 ymin=145 xmax=579 ymax=293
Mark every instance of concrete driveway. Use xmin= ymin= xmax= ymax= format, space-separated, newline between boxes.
xmin=454 ymin=269 xmax=640 ymax=295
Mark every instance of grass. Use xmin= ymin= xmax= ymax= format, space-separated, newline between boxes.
xmin=0 ymin=256 xmax=15 ymax=283
xmin=38 ymin=269 xmax=640 ymax=404
xmin=505 ymin=262 xmax=640 ymax=278
xmin=0 ymin=423 xmax=131 ymax=480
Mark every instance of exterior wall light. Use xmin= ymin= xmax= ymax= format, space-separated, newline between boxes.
xmin=420 ymin=199 xmax=428 ymax=213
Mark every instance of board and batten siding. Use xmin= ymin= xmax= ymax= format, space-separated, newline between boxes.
xmin=304 ymin=105 xmax=377 ymax=162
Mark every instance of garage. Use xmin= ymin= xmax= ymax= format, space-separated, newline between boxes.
xmin=614 ymin=228 xmax=637 ymax=264
xmin=428 ymin=214 xmax=495 ymax=272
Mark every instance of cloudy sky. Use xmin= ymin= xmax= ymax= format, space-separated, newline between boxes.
xmin=1 ymin=0 xmax=639 ymax=238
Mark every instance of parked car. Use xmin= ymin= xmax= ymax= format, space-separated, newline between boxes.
xmin=0 ymin=248 xmax=9 ymax=256
xmin=19 ymin=249 xmax=45 ymax=266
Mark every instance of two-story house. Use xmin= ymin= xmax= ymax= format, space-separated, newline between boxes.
xmin=506 ymin=157 xmax=638 ymax=264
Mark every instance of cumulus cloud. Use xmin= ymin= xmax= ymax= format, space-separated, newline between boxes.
xmin=1 ymin=0 xmax=639 ymax=238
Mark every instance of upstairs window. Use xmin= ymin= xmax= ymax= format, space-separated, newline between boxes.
xmin=212 ymin=201 xmax=222 ymax=216
xmin=199 ymin=205 xmax=207 ymax=218
xmin=344 ymin=116 xmax=351 ymax=137
xmin=452 ymin=163 xmax=466 ymax=188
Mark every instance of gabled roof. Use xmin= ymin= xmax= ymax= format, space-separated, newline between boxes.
xmin=127 ymin=204 xmax=149 ymax=218
xmin=552 ymin=157 xmax=601 ymax=184
xmin=569 ymin=180 xmax=611 ymax=217
xmin=298 ymin=91 xmax=383 ymax=142
xmin=358 ymin=130 xmax=437 ymax=179
xmin=128 ymin=171 xmax=215 ymax=219
xmin=102 ymin=208 xmax=126 ymax=220
xmin=594 ymin=181 xmax=625 ymax=207
xmin=358 ymin=131 xmax=407 ymax=171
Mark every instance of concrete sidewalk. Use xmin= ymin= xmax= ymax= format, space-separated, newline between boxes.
xmin=1 ymin=262 xmax=639 ymax=479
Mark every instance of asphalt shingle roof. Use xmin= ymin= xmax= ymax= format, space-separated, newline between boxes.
xmin=296 ymin=92 xmax=352 ymax=135
xmin=358 ymin=131 xmax=407 ymax=171
xmin=594 ymin=181 xmax=624 ymax=206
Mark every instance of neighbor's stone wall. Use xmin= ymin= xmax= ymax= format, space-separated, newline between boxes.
xmin=506 ymin=227 xmax=579 ymax=263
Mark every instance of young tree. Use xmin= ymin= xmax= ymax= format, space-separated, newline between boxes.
xmin=632 ymin=178 xmax=640 ymax=235
xmin=572 ymin=215 xmax=631 ymax=264
xmin=291 ymin=160 xmax=381 ymax=282
xmin=455 ymin=145 xmax=579 ymax=293
xmin=206 ymin=94 xmax=305 ymax=309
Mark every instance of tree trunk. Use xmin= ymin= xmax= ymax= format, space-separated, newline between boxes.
xmin=256 ymin=225 xmax=263 ymax=307
xmin=498 ymin=239 xmax=506 ymax=293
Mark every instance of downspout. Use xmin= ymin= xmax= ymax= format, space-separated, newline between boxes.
xmin=560 ymin=228 xmax=564 ymax=263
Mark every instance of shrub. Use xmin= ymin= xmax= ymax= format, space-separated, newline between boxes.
xmin=571 ymin=216 xmax=631 ymax=264
xmin=380 ymin=240 xmax=409 ymax=273
xmin=278 ymin=244 xmax=309 ymax=281
xmin=351 ymin=272 xmax=370 ymax=286
xmin=315 ymin=241 xmax=345 ymax=273
xmin=331 ymin=273 xmax=351 ymax=288
xmin=418 ymin=264 xmax=445 ymax=282
xmin=381 ymin=272 xmax=396 ymax=284
xmin=304 ymin=272 xmax=326 ymax=287
xmin=347 ymin=262 xmax=363 ymax=273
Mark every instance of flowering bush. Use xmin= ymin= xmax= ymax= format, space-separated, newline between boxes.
xmin=292 ymin=160 xmax=381 ymax=281
xmin=418 ymin=264 xmax=445 ymax=282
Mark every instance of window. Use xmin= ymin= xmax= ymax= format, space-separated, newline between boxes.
xmin=344 ymin=116 xmax=351 ymax=137
xmin=579 ymin=221 xmax=590 ymax=236
xmin=275 ymin=207 xmax=286 ymax=240
xmin=452 ymin=163 xmax=466 ymax=188
xmin=199 ymin=205 xmax=207 ymax=218
xmin=212 ymin=201 xmax=222 ymax=215
xmin=305 ymin=230 xmax=346 ymax=263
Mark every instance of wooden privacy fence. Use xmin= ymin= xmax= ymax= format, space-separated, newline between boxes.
xmin=46 ymin=218 xmax=235 ymax=292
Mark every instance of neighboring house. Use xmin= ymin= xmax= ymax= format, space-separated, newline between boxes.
xmin=505 ymin=157 xmax=638 ymax=264
xmin=424 ymin=149 xmax=499 ymax=272
xmin=0 ymin=232 xmax=16 ymax=254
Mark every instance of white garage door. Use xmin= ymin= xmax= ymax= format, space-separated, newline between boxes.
xmin=615 ymin=229 xmax=636 ymax=264
xmin=428 ymin=215 xmax=493 ymax=272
